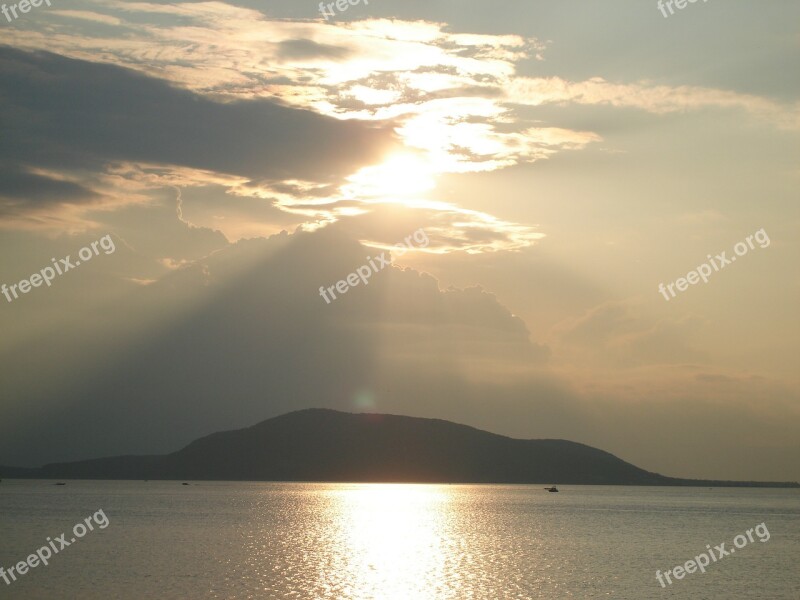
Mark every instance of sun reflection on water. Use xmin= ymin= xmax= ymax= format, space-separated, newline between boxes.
xmin=318 ymin=484 xmax=453 ymax=599
xmin=234 ymin=483 xmax=577 ymax=599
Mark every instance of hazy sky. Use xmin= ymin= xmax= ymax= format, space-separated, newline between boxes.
xmin=1 ymin=0 xmax=798 ymax=481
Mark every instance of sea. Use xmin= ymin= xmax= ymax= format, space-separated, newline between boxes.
xmin=0 ymin=481 xmax=797 ymax=599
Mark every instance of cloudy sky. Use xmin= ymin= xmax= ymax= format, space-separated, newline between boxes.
xmin=1 ymin=0 xmax=798 ymax=481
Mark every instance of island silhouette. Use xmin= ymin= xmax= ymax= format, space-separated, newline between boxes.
xmin=1 ymin=409 xmax=797 ymax=487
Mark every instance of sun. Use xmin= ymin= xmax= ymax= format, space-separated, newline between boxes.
xmin=342 ymin=152 xmax=437 ymax=202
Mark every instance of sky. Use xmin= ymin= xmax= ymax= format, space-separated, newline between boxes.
xmin=0 ymin=0 xmax=798 ymax=481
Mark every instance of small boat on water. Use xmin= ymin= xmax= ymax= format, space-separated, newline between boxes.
xmin=55 ymin=482 xmax=66 ymax=486
xmin=544 ymin=486 xmax=559 ymax=493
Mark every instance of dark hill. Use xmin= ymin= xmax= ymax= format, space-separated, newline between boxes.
xmin=2 ymin=409 xmax=797 ymax=486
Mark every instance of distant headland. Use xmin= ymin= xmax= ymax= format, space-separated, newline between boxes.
xmin=1 ymin=409 xmax=797 ymax=487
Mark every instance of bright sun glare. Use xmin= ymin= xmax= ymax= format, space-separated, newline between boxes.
xmin=343 ymin=153 xmax=437 ymax=202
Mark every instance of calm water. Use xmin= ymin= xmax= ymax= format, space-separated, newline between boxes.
xmin=0 ymin=481 xmax=797 ymax=599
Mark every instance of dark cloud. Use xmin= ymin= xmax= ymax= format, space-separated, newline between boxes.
xmin=0 ymin=46 xmax=397 ymax=213
xmin=0 ymin=163 xmax=99 ymax=212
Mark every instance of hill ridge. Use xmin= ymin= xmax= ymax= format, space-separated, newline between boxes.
xmin=2 ymin=409 xmax=797 ymax=487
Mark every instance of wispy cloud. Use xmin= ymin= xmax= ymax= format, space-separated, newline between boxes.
xmin=507 ymin=76 xmax=800 ymax=130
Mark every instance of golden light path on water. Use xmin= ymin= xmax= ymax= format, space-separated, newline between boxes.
xmin=235 ymin=483 xmax=497 ymax=599
xmin=319 ymin=484 xmax=452 ymax=599
xmin=233 ymin=482 xmax=588 ymax=599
